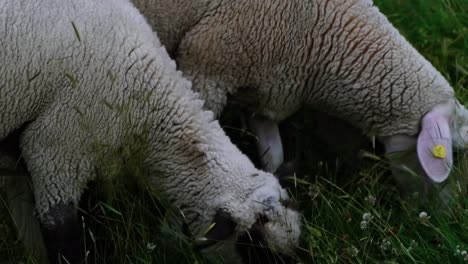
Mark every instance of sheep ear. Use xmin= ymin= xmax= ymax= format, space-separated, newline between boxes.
xmin=417 ymin=109 xmax=453 ymax=183
xmin=195 ymin=211 xmax=237 ymax=250
xmin=205 ymin=211 xmax=237 ymax=241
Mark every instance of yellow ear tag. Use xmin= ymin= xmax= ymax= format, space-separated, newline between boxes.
xmin=431 ymin=144 xmax=446 ymax=159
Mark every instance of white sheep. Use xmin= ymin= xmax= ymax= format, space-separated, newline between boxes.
xmin=132 ymin=0 xmax=468 ymax=196
xmin=0 ymin=0 xmax=300 ymax=262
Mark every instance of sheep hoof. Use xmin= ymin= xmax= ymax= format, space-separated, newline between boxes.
xmin=41 ymin=202 xmax=83 ymax=264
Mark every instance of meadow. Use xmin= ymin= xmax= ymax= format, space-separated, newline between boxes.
xmin=1 ymin=0 xmax=467 ymax=263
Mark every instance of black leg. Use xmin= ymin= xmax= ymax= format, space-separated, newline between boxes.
xmin=41 ymin=202 xmax=83 ymax=264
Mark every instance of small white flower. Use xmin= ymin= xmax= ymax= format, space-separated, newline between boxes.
xmin=348 ymin=246 xmax=359 ymax=257
xmin=146 ymin=242 xmax=156 ymax=251
xmin=461 ymin=250 xmax=467 ymax=256
xmin=360 ymin=220 xmax=368 ymax=230
xmin=362 ymin=212 xmax=373 ymax=221
xmin=407 ymin=240 xmax=417 ymax=252
xmin=454 ymin=245 xmax=462 ymax=256
xmin=419 ymin=211 xmax=430 ymax=220
xmin=380 ymin=238 xmax=392 ymax=252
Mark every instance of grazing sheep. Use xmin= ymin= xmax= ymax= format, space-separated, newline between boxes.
xmin=133 ymin=0 xmax=468 ymax=192
xmin=0 ymin=0 xmax=301 ymax=262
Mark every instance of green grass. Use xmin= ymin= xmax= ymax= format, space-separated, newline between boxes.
xmin=1 ymin=0 xmax=467 ymax=263
xmin=291 ymin=0 xmax=468 ymax=262
xmin=296 ymin=0 xmax=468 ymax=262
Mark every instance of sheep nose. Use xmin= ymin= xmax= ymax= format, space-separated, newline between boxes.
xmin=235 ymin=215 xmax=294 ymax=264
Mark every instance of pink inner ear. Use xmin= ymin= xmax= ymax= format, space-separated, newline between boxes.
xmin=417 ymin=110 xmax=453 ymax=183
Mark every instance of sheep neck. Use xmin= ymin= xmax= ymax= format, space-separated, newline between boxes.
xmin=299 ymin=0 xmax=455 ymax=137
xmin=131 ymin=0 xmax=213 ymax=57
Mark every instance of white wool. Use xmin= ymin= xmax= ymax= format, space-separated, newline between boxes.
xmin=132 ymin=0 xmax=462 ymax=138
xmin=0 ymin=0 xmax=300 ymax=257
xmin=132 ymin=0 xmax=467 ymax=201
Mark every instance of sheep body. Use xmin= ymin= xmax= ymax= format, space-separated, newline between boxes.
xmin=134 ymin=0 xmax=452 ymax=133
xmin=0 ymin=0 xmax=300 ymax=261
xmin=133 ymin=0 xmax=467 ymax=184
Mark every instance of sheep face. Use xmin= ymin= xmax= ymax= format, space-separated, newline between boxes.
xmin=381 ymin=100 xmax=468 ymax=207
xmin=235 ymin=172 xmax=300 ymax=254
xmin=452 ymin=101 xmax=468 ymax=149
xmin=416 ymin=100 xmax=468 ymax=183
xmin=195 ymin=171 xmax=300 ymax=260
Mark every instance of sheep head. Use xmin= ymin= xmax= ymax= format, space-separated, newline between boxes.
xmin=381 ymin=99 xmax=468 ymax=205
xmin=451 ymin=100 xmax=468 ymax=149
xmin=195 ymin=171 xmax=300 ymax=261
xmin=416 ymin=100 xmax=468 ymax=183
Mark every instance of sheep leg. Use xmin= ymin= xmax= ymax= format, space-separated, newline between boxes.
xmin=41 ymin=202 xmax=83 ymax=264
xmin=19 ymin=109 xmax=94 ymax=264
xmin=248 ymin=116 xmax=284 ymax=172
